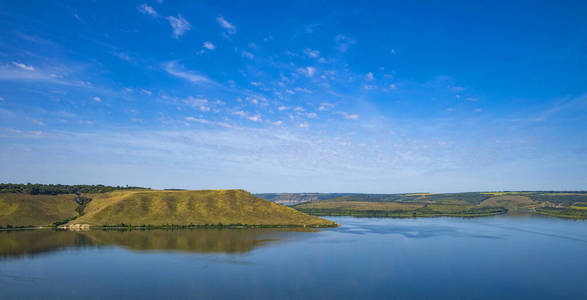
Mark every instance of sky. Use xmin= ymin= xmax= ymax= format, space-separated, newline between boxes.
xmin=0 ymin=0 xmax=586 ymax=193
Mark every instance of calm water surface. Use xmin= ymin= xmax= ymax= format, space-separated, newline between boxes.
xmin=1 ymin=215 xmax=586 ymax=299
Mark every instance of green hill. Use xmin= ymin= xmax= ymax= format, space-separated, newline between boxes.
xmin=0 ymin=193 xmax=78 ymax=227
xmin=71 ymin=189 xmax=336 ymax=227
xmin=0 ymin=189 xmax=336 ymax=228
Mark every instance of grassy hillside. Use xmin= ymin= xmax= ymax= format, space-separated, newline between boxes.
xmin=71 ymin=189 xmax=336 ymax=227
xmin=0 ymin=193 xmax=78 ymax=227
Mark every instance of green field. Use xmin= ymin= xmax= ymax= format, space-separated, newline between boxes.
xmin=535 ymin=207 xmax=587 ymax=219
xmin=0 ymin=188 xmax=336 ymax=228
xmin=294 ymin=201 xmax=507 ymax=217
xmin=281 ymin=191 xmax=587 ymax=219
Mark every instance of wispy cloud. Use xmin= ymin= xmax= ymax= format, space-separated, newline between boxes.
xmin=335 ymin=34 xmax=356 ymax=53
xmin=31 ymin=119 xmax=45 ymax=126
xmin=168 ymin=15 xmax=191 ymax=38
xmin=184 ymin=96 xmax=211 ymax=112
xmin=202 ymin=41 xmax=216 ymax=50
xmin=0 ymin=63 xmax=90 ymax=87
xmin=112 ymin=51 xmax=132 ymax=62
xmin=232 ymin=110 xmax=261 ymax=122
xmin=304 ymin=48 xmax=320 ymax=58
xmin=138 ymin=4 xmax=158 ymax=17
xmin=12 ymin=62 xmax=35 ymax=71
xmin=339 ymin=112 xmax=359 ymax=120
xmin=185 ymin=116 xmax=209 ymax=124
xmin=241 ymin=50 xmax=254 ymax=59
xmin=216 ymin=15 xmax=236 ymax=34
xmin=297 ymin=66 xmax=316 ymax=77
xmin=318 ymin=102 xmax=334 ymax=111
xmin=163 ymin=61 xmax=216 ymax=85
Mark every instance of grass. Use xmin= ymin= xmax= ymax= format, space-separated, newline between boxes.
xmin=294 ymin=201 xmax=506 ymax=218
xmin=0 ymin=193 xmax=78 ymax=226
xmin=535 ymin=207 xmax=587 ymax=219
xmin=480 ymin=196 xmax=534 ymax=212
xmin=71 ymin=189 xmax=336 ymax=227
xmin=0 ymin=190 xmax=336 ymax=229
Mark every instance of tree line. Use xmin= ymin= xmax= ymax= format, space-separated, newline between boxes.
xmin=0 ymin=183 xmax=148 ymax=195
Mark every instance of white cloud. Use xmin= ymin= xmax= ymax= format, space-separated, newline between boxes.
xmin=216 ymin=15 xmax=236 ymax=34
xmin=184 ymin=97 xmax=211 ymax=112
xmin=31 ymin=119 xmax=45 ymax=126
xmin=139 ymin=88 xmax=152 ymax=95
xmin=297 ymin=66 xmax=316 ymax=77
xmin=93 ymin=96 xmax=101 ymax=102
xmin=112 ymin=51 xmax=132 ymax=62
xmin=138 ymin=4 xmax=158 ymax=17
xmin=318 ymin=102 xmax=334 ymax=111
xmin=294 ymin=87 xmax=312 ymax=94
xmin=366 ymin=72 xmax=374 ymax=81
xmin=335 ymin=34 xmax=356 ymax=53
xmin=304 ymin=48 xmax=320 ymax=58
xmin=247 ymin=115 xmax=262 ymax=122
xmin=340 ymin=112 xmax=359 ymax=120
xmin=299 ymin=122 xmax=309 ymax=129
xmin=0 ymin=97 xmax=4 ymax=101
xmin=203 ymin=41 xmax=216 ymax=50
xmin=278 ymin=106 xmax=288 ymax=111
xmin=233 ymin=111 xmax=246 ymax=117
xmin=185 ymin=116 xmax=208 ymax=124
xmin=272 ymin=120 xmax=283 ymax=126
xmin=163 ymin=61 xmax=216 ymax=85
xmin=168 ymin=15 xmax=191 ymax=38
xmin=241 ymin=50 xmax=254 ymax=59
xmin=232 ymin=110 xmax=261 ymax=122
xmin=389 ymin=84 xmax=397 ymax=90
xmin=12 ymin=62 xmax=34 ymax=71
xmin=306 ymin=112 xmax=317 ymax=118
xmin=465 ymin=97 xmax=478 ymax=102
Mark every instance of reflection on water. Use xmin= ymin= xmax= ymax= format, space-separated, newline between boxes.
xmin=0 ymin=228 xmax=317 ymax=258
xmin=1 ymin=216 xmax=586 ymax=300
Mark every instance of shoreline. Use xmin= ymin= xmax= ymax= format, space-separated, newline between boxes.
xmin=0 ymin=223 xmax=339 ymax=231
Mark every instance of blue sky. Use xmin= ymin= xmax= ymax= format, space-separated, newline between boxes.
xmin=0 ymin=0 xmax=586 ymax=192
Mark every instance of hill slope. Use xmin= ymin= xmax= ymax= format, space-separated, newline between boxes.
xmin=0 ymin=193 xmax=78 ymax=226
xmin=71 ymin=189 xmax=336 ymax=227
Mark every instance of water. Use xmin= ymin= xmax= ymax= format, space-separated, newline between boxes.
xmin=1 ymin=215 xmax=586 ymax=299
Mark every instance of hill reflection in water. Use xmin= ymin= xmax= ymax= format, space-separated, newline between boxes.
xmin=0 ymin=228 xmax=318 ymax=258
